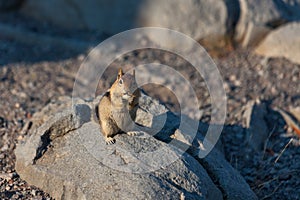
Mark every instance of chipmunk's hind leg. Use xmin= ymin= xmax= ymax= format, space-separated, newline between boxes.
xmin=100 ymin=120 xmax=118 ymax=145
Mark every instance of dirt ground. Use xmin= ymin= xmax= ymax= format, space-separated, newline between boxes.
xmin=1 ymin=10 xmax=300 ymax=200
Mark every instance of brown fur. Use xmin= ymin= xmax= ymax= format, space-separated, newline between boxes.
xmin=98 ymin=69 xmax=141 ymax=144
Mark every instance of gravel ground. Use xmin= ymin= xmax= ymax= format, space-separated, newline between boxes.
xmin=1 ymin=10 xmax=300 ymax=199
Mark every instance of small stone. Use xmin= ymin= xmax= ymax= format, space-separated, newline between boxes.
xmin=17 ymin=135 xmax=24 ymax=141
xmin=229 ymin=75 xmax=237 ymax=82
xmin=234 ymin=80 xmax=242 ymax=87
xmin=278 ymin=73 xmax=284 ymax=79
xmin=271 ymin=86 xmax=277 ymax=94
xmin=31 ymin=189 xmax=36 ymax=196
xmin=15 ymin=103 xmax=20 ymax=108
xmin=292 ymin=76 xmax=297 ymax=82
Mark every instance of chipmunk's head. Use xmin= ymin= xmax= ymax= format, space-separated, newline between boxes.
xmin=114 ymin=68 xmax=138 ymax=101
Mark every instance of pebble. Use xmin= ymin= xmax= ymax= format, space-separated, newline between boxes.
xmin=271 ymin=86 xmax=277 ymax=94
xmin=258 ymin=70 xmax=264 ymax=76
xmin=31 ymin=189 xmax=37 ymax=196
xmin=229 ymin=75 xmax=237 ymax=82
xmin=292 ymin=76 xmax=298 ymax=82
xmin=278 ymin=73 xmax=284 ymax=79
xmin=17 ymin=135 xmax=23 ymax=141
xmin=234 ymin=80 xmax=241 ymax=86
xmin=18 ymin=92 xmax=27 ymax=98
xmin=15 ymin=103 xmax=20 ymax=109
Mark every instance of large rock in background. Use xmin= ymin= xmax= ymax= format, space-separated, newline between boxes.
xmin=235 ymin=0 xmax=300 ymax=47
xmin=255 ymin=22 xmax=300 ymax=65
xmin=139 ymin=0 xmax=228 ymax=41
xmin=15 ymin=0 xmax=300 ymax=64
xmin=20 ymin=0 xmax=141 ymax=33
xmin=20 ymin=0 xmax=228 ymax=41
xmin=15 ymin=95 xmax=257 ymax=199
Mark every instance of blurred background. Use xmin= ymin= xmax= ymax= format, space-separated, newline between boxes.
xmin=0 ymin=0 xmax=300 ymax=199
xmin=1 ymin=0 xmax=299 ymax=64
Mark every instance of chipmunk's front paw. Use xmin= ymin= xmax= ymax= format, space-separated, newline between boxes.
xmin=105 ymin=137 xmax=115 ymax=145
xmin=127 ymin=131 xmax=142 ymax=136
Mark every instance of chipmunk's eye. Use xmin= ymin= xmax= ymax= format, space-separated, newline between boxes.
xmin=118 ymin=79 xmax=123 ymax=85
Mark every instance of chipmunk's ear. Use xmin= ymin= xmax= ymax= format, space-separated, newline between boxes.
xmin=117 ymin=68 xmax=124 ymax=79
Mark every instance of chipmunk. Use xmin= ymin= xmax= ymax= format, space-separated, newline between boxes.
xmin=98 ymin=68 xmax=141 ymax=144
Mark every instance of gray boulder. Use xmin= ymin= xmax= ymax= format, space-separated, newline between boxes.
xmin=255 ymin=22 xmax=300 ymax=65
xmin=15 ymin=94 xmax=257 ymax=199
xmin=20 ymin=0 xmax=228 ymax=41
xmin=235 ymin=0 xmax=300 ymax=47
xmin=139 ymin=0 xmax=228 ymax=41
